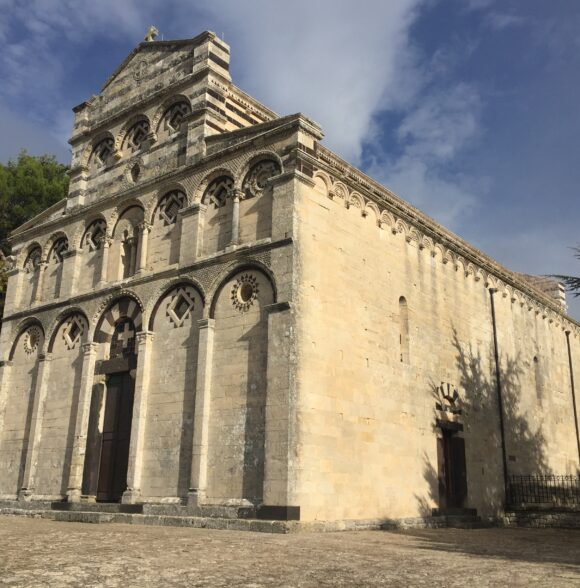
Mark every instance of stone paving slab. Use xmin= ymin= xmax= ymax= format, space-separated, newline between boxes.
xmin=0 ymin=516 xmax=579 ymax=587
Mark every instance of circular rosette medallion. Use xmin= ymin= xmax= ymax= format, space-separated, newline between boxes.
xmin=231 ymin=274 xmax=260 ymax=312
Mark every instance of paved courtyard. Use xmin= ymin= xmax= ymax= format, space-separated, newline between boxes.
xmin=0 ymin=516 xmax=579 ymax=587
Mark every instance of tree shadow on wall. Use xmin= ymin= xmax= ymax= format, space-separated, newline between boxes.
xmin=415 ymin=327 xmax=550 ymax=518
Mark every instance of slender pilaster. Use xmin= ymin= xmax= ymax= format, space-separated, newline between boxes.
xmin=259 ymin=302 xmax=299 ymax=519
xmin=135 ymin=222 xmax=151 ymax=274
xmin=66 ymin=342 xmax=98 ymax=502
xmin=0 ymin=360 xmax=14 ymax=463
xmin=98 ymin=237 xmax=112 ymax=287
xmin=122 ymin=331 xmax=154 ymax=504
xmin=32 ymin=261 xmax=47 ymax=304
xmin=4 ymin=268 xmax=23 ymax=316
xmin=128 ymin=237 xmax=137 ymax=278
xmin=60 ymin=249 xmax=80 ymax=298
xmin=229 ymin=189 xmax=243 ymax=248
xmin=19 ymin=353 xmax=53 ymax=500
xmin=179 ymin=203 xmax=207 ymax=266
xmin=188 ymin=318 xmax=215 ymax=506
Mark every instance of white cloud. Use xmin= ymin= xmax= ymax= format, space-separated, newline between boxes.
xmin=486 ymin=12 xmax=526 ymax=31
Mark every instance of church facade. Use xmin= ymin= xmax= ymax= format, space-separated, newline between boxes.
xmin=0 ymin=30 xmax=579 ymax=527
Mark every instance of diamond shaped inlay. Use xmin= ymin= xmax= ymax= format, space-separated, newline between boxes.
xmin=166 ymin=286 xmax=196 ymax=328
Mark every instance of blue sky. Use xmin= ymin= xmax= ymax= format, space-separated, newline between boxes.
xmin=1 ymin=0 xmax=579 ymax=317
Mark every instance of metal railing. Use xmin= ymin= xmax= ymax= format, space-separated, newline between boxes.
xmin=507 ymin=475 xmax=580 ymax=506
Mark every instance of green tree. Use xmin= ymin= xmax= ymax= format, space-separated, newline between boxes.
xmin=553 ymin=246 xmax=580 ymax=297
xmin=0 ymin=150 xmax=69 ymax=319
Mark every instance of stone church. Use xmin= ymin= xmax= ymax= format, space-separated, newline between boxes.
xmin=0 ymin=29 xmax=579 ymax=529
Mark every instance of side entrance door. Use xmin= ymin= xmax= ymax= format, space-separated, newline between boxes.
xmin=438 ymin=430 xmax=468 ymax=509
xmin=96 ymin=372 xmax=135 ymax=502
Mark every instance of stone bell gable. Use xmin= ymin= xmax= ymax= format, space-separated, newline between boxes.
xmin=67 ymin=31 xmax=276 ymax=210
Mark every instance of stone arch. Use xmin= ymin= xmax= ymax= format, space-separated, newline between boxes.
xmin=364 ymin=201 xmax=381 ymax=225
xmin=46 ymin=308 xmax=90 ymax=353
xmin=236 ymin=151 xmax=284 ymax=192
xmin=194 ymin=167 xmax=235 ymax=204
xmin=347 ymin=191 xmax=366 ymax=212
xmin=379 ymin=210 xmax=395 ymax=230
xmin=93 ymin=293 xmax=144 ymax=344
xmin=43 ymin=231 xmax=69 ymax=259
xmin=115 ymin=113 xmax=151 ymax=153
xmin=8 ymin=317 xmax=45 ymax=360
xmin=313 ymin=170 xmax=332 ymax=197
xmin=209 ymin=262 xmax=277 ymax=319
xmin=152 ymin=94 xmax=192 ymax=134
xmin=75 ymin=214 xmax=108 ymax=250
xmin=147 ymin=279 xmax=205 ymax=331
xmin=19 ymin=241 xmax=43 ymax=269
xmin=148 ymin=183 xmax=189 ymax=225
xmin=111 ymin=204 xmax=145 ymax=238
xmin=81 ymin=130 xmax=115 ymax=171
xmin=145 ymin=277 xmax=206 ymax=330
xmin=330 ymin=181 xmax=349 ymax=203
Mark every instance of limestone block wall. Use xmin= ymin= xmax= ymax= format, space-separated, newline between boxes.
xmin=33 ymin=315 xmax=88 ymax=499
xmin=293 ymin=175 xmax=580 ymax=522
xmin=0 ymin=326 xmax=43 ymax=497
xmin=141 ymin=284 xmax=203 ymax=499
xmin=206 ymin=269 xmax=274 ymax=504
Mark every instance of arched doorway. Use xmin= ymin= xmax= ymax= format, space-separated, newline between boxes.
xmin=96 ymin=317 xmax=136 ymax=502
xmin=83 ymin=297 xmax=142 ymax=503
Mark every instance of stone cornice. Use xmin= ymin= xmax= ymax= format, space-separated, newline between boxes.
xmin=312 ymin=144 xmax=580 ymax=329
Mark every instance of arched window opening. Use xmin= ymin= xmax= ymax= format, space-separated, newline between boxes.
xmin=399 ymin=296 xmax=410 ymax=364
xmin=533 ymin=355 xmax=542 ymax=403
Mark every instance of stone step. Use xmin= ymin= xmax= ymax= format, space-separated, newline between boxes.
xmin=51 ymin=502 xmax=143 ymax=514
xmin=0 ymin=506 xmax=290 ymax=533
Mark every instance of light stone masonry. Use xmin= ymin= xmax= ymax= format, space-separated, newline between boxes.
xmin=0 ymin=29 xmax=579 ymax=528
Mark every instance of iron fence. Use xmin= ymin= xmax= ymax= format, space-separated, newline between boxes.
xmin=507 ymin=475 xmax=580 ymax=506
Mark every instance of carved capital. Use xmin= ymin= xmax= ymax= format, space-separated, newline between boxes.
xmin=82 ymin=342 xmax=98 ymax=355
xmin=138 ymin=222 xmax=152 ymax=234
xmin=38 ymin=352 xmax=53 ymax=362
xmin=179 ymin=202 xmax=207 ymax=218
xmin=136 ymin=330 xmax=155 ymax=344
xmin=265 ymin=301 xmax=291 ymax=314
xmin=197 ymin=318 xmax=215 ymax=330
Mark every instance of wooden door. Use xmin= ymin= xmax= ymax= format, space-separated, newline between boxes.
xmin=438 ymin=431 xmax=468 ymax=508
xmin=96 ymin=372 xmax=134 ymax=502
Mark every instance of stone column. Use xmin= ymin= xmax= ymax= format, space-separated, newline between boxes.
xmin=259 ymin=301 xmax=299 ymax=520
xmin=66 ymin=342 xmax=98 ymax=503
xmin=128 ymin=237 xmax=137 ymax=278
xmin=19 ymin=352 xmax=53 ymax=500
xmin=229 ymin=189 xmax=243 ymax=249
xmin=188 ymin=318 xmax=215 ymax=506
xmin=122 ymin=331 xmax=154 ymax=504
xmin=135 ymin=222 xmax=151 ymax=274
xmin=98 ymin=237 xmax=112 ymax=287
xmin=32 ymin=261 xmax=48 ymax=305
xmin=179 ymin=203 xmax=207 ymax=267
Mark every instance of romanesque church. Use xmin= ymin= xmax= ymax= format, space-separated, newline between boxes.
xmin=0 ymin=30 xmax=578 ymax=529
